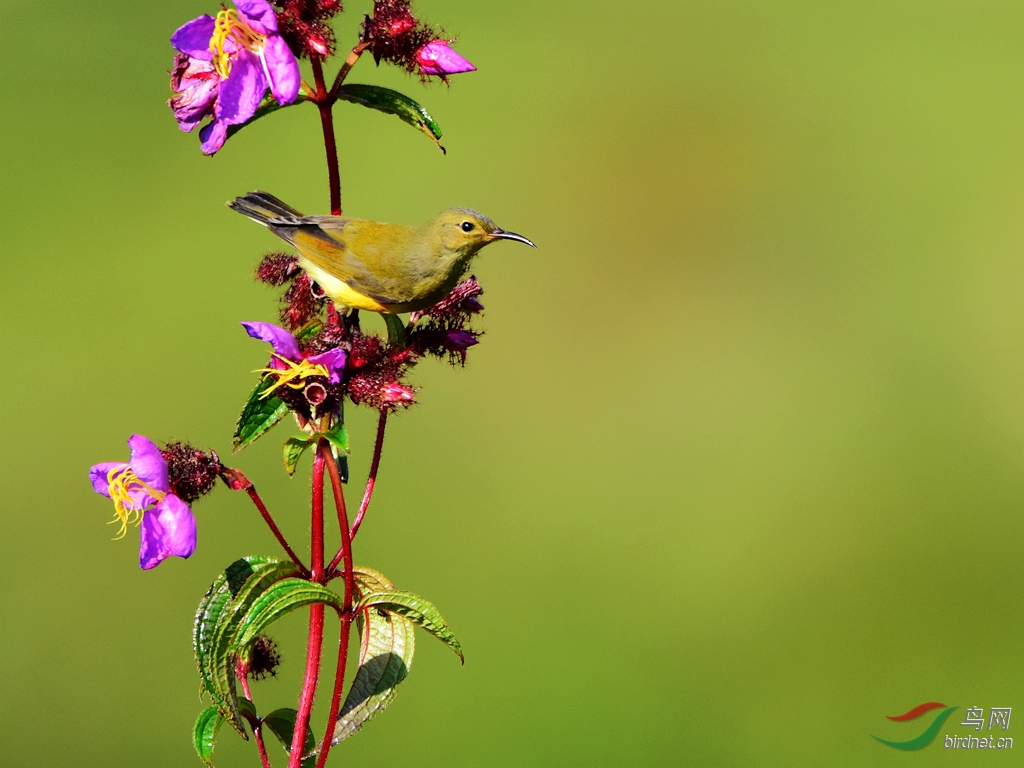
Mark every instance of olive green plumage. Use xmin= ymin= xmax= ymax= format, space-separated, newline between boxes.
xmin=229 ymin=191 xmax=535 ymax=313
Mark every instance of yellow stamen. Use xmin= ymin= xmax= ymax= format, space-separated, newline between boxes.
xmin=254 ymin=355 xmax=331 ymax=399
xmin=209 ymin=9 xmax=266 ymax=79
xmin=106 ymin=466 xmax=166 ymax=540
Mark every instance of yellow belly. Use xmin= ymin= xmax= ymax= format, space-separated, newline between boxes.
xmin=297 ymin=259 xmax=390 ymax=313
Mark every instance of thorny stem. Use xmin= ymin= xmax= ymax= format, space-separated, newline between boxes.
xmin=240 ymin=677 xmax=273 ymax=768
xmin=316 ymin=442 xmax=355 ymax=768
xmin=289 ymin=448 xmax=327 ymax=768
xmin=247 ymin=486 xmax=308 ymax=573
xmin=329 ymin=42 xmax=370 ymax=97
xmin=311 ymin=56 xmax=342 ymax=215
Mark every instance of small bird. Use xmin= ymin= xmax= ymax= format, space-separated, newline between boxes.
xmin=229 ymin=191 xmax=535 ymax=313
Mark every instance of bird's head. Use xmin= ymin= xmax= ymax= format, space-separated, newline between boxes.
xmin=432 ymin=208 xmax=536 ymax=254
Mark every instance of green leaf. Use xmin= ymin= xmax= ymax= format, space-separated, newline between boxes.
xmin=225 ymin=94 xmax=311 ymax=141
xmin=196 ymin=558 xmax=302 ymax=738
xmin=234 ymin=377 xmax=289 ymax=452
xmin=382 ymin=313 xmax=407 ymax=345
xmin=262 ymin=708 xmax=316 ymax=768
xmin=234 ymin=578 xmax=346 ymax=652
xmin=193 ymin=706 xmax=225 ymax=766
xmin=194 ymin=557 xmax=275 ymax=700
xmin=336 ymin=84 xmax=445 ymax=153
xmin=308 ymin=569 xmax=415 ymax=753
xmin=283 ymin=436 xmax=315 ymax=476
xmin=333 ymin=609 xmax=415 ymax=746
xmin=238 ymin=697 xmax=257 ymax=722
xmin=357 ymin=589 xmax=464 ymax=662
xmin=294 ymin=321 xmax=323 ymax=342
xmin=323 ymin=421 xmax=349 ymax=454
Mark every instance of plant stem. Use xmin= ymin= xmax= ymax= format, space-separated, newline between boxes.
xmin=329 ymin=42 xmax=370 ymax=97
xmin=311 ymin=56 xmax=342 ymax=215
xmin=351 ymin=410 xmax=387 ymax=539
xmin=315 ymin=443 xmax=356 ymax=768
xmin=247 ymin=487 xmax=308 ymax=573
xmin=327 ymin=409 xmax=386 ymax=574
xmin=240 ymin=677 xmax=273 ymax=768
xmin=289 ymin=447 xmax=327 ymax=768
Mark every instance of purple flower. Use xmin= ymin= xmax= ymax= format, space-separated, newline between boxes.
xmin=169 ymin=0 xmax=300 ymax=154
xmin=242 ymin=321 xmax=347 ymax=393
xmin=415 ymin=40 xmax=476 ymax=77
xmin=89 ymin=435 xmax=197 ymax=570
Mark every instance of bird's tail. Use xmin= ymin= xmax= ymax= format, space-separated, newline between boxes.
xmin=228 ymin=191 xmax=307 ymax=226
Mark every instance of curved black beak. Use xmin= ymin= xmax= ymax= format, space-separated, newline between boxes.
xmin=489 ymin=228 xmax=536 ymax=248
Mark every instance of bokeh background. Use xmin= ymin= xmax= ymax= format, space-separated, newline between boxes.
xmin=2 ymin=0 xmax=1023 ymax=765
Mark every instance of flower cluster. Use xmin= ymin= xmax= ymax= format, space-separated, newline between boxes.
xmin=89 ymin=436 xmax=219 ymax=569
xmin=251 ymin=265 xmax=485 ymax=411
xmin=406 ymin=277 xmax=484 ymax=365
xmin=243 ymin=320 xmax=347 ymax=421
xmin=254 ymin=253 xmax=326 ymax=331
xmin=362 ymin=0 xmax=475 ymax=79
xmin=169 ymin=0 xmax=300 ymax=154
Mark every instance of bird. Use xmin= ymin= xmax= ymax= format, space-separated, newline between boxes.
xmin=229 ymin=191 xmax=535 ymax=313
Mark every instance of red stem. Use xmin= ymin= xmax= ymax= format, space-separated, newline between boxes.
xmin=326 ymin=409 xmax=386 ymax=574
xmin=311 ymin=56 xmax=342 ymax=215
xmin=315 ymin=444 xmax=356 ymax=768
xmin=351 ymin=411 xmax=388 ymax=540
xmin=289 ymin=448 xmax=327 ymax=768
xmin=240 ymin=677 xmax=272 ymax=768
xmin=247 ymin=486 xmax=307 ymax=573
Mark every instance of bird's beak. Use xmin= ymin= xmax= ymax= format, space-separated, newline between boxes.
xmin=488 ymin=228 xmax=536 ymax=248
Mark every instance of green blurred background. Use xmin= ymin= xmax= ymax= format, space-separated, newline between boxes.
xmin=2 ymin=0 xmax=1023 ymax=765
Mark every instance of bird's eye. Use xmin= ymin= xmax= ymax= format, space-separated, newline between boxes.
xmin=461 ymin=221 xmax=475 ymax=232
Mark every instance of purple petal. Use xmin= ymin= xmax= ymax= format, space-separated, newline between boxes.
xmin=416 ymin=41 xmax=477 ymax=76
xmin=128 ymin=435 xmax=169 ymax=494
xmin=169 ymin=55 xmax=219 ymax=132
xmin=444 ymin=329 xmax=479 ymax=351
xmin=199 ymin=119 xmax=228 ymax=155
xmin=263 ymin=34 xmax=300 ymax=104
xmin=307 ymin=349 xmax=347 ymax=384
xmin=241 ymin=322 xmax=300 ymax=361
xmin=90 ymin=463 xmax=126 ymax=497
xmin=171 ymin=15 xmax=215 ymax=60
xmin=235 ymin=0 xmax=278 ymax=34
xmin=217 ymin=50 xmax=267 ymax=125
xmin=139 ymin=495 xmax=197 ymax=570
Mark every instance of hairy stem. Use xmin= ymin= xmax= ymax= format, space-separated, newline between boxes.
xmin=311 ymin=56 xmax=342 ymax=215
xmin=351 ymin=410 xmax=387 ymax=539
xmin=327 ymin=410 xmax=386 ymax=574
xmin=315 ymin=443 xmax=356 ymax=768
xmin=290 ymin=448 xmax=327 ymax=768
xmin=247 ymin=486 xmax=307 ymax=573
xmin=329 ymin=42 xmax=370 ymax=97
xmin=240 ymin=677 xmax=272 ymax=768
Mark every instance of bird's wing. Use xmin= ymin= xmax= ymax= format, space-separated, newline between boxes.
xmin=289 ymin=219 xmax=414 ymax=306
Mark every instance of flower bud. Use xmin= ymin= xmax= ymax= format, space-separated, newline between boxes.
xmin=415 ymin=41 xmax=476 ymax=76
xmin=308 ymin=35 xmax=329 ymax=56
xmin=381 ymin=382 xmax=416 ymax=405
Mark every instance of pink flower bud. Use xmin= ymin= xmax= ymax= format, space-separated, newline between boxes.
xmin=381 ymin=382 xmax=416 ymax=404
xmin=309 ymin=35 xmax=329 ymax=56
xmin=388 ymin=17 xmax=415 ymax=36
xmin=416 ymin=40 xmax=476 ymax=76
